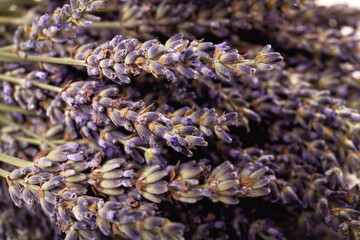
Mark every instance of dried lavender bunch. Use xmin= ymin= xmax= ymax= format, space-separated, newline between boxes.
xmin=0 ymin=34 xmax=282 ymax=152
xmin=2 ymin=0 xmax=360 ymax=239
xmin=2 ymin=141 xmax=273 ymax=239
xmin=0 ymin=68 xmax=241 ymax=163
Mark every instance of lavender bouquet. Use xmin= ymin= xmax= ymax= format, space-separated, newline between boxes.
xmin=0 ymin=0 xmax=360 ymax=239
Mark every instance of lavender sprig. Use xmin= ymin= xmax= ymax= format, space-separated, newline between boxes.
xmin=13 ymin=0 xmax=109 ymax=55
xmin=57 ymin=80 xmax=238 ymax=158
xmin=74 ymin=33 xmax=283 ymax=84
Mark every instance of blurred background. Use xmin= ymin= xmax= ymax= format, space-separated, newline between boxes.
xmin=318 ymin=0 xmax=360 ymax=8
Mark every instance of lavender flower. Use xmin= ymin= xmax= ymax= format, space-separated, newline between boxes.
xmin=74 ymin=33 xmax=282 ymax=84
xmin=13 ymin=0 xmax=109 ymax=54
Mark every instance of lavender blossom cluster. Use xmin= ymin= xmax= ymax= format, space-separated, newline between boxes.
xmin=0 ymin=0 xmax=360 ymax=239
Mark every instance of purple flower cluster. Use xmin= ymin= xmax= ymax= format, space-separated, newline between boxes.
xmin=13 ymin=0 xmax=109 ymax=56
xmin=0 ymin=0 xmax=360 ymax=239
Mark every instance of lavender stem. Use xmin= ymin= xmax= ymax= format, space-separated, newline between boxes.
xmin=11 ymin=136 xmax=53 ymax=145
xmin=0 ymin=16 xmax=23 ymax=25
xmin=0 ymin=45 xmax=13 ymax=52
xmin=85 ymin=21 xmax=121 ymax=29
xmin=0 ymin=52 xmax=86 ymax=67
xmin=0 ymin=153 xmax=33 ymax=168
xmin=0 ymin=74 xmax=62 ymax=92
xmin=0 ymin=168 xmax=9 ymax=178
xmin=11 ymin=136 xmax=79 ymax=145
xmin=0 ymin=104 xmax=37 ymax=115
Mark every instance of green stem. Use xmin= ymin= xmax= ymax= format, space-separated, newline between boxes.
xmin=0 ymin=52 xmax=86 ymax=67
xmin=87 ymin=21 xmax=122 ymax=29
xmin=11 ymin=136 xmax=45 ymax=145
xmin=0 ymin=104 xmax=37 ymax=116
xmin=53 ymin=139 xmax=66 ymax=144
xmin=241 ymin=60 xmax=256 ymax=66
xmin=0 ymin=16 xmax=23 ymax=25
xmin=0 ymin=168 xmax=9 ymax=178
xmin=0 ymin=153 xmax=33 ymax=168
xmin=0 ymin=56 xmax=24 ymax=63
xmin=0 ymin=74 xmax=62 ymax=92
xmin=21 ymin=181 xmax=40 ymax=191
xmin=0 ymin=45 xmax=13 ymax=52
xmin=50 ymin=139 xmax=89 ymax=145
xmin=12 ymin=136 xmax=68 ymax=145
xmin=0 ymin=115 xmax=56 ymax=147
xmin=98 ymin=5 xmax=117 ymax=12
